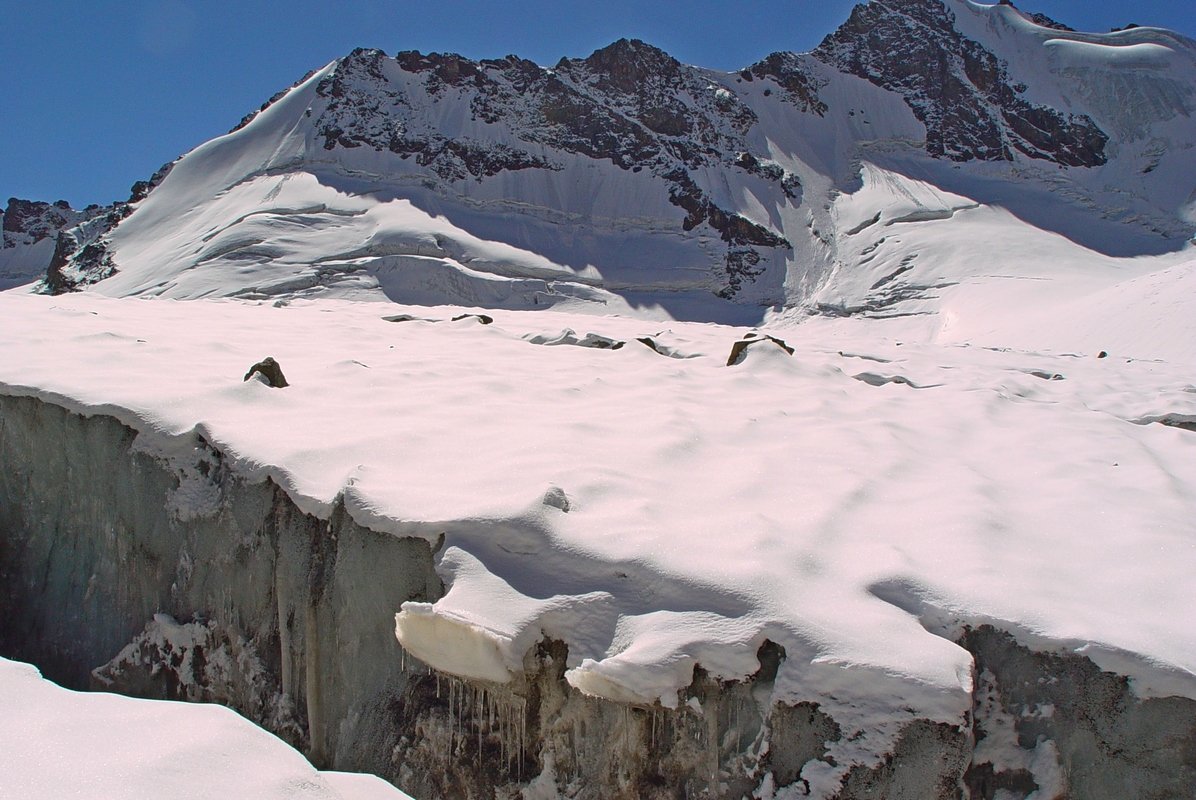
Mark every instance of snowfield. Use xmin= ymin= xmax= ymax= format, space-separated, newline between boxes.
xmin=0 ymin=656 xmax=414 ymax=800
xmin=2 ymin=253 xmax=1194 ymax=769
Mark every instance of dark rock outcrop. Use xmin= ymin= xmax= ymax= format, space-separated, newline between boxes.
xmin=2 ymin=198 xmax=114 ymax=289
xmin=813 ymin=0 xmax=1108 ymax=166
xmin=7 ymin=159 xmax=173 ymax=294
xmin=726 ymin=333 xmax=795 ymax=365
xmin=244 ymin=357 xmax=290 ymax=388
xmin=3 ymin=198 xmax=75 ymax=245
xmin=41 ymin=230 xmax=118 ymax=295
xmin=741 ymin=52 xmax=828 ymax=116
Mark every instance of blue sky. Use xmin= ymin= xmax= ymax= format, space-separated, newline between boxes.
xmin=3 ymin=1 xmax=1192 ymax=208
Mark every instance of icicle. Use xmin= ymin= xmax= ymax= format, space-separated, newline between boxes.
xmin=518 ymin=697 xmax=526 ymax=782
xmin=454 ymin=680 xmax=459 ymax=752
xmin=727 ymin=693 xmax=736 ymax=750
xmin=500 ymin=697 xmax=507 ymax=769
xmin=626 ymin=707 xmax=636 ymax=760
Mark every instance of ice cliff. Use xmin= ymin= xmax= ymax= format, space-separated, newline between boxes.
xmin=2 ymin=291 xmax=1195 ymax=797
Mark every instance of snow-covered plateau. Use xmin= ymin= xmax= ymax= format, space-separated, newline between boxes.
xmin=2 ymin=0 xmax=1196 ymax=798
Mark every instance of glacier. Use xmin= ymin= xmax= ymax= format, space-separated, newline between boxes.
xmin=3 ymin=0 xmax=1196 ymax=797
xmin=1 ymin=288 xmax=1194 ymax=797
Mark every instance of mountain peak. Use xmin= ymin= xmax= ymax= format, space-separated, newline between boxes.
xmin=558 ymin=38 xmax=684 ymax=92
xmin=5 ymin=1 xmax=1192 ymax=309
xmin=582 ymin=37 xmax=678 ymax=66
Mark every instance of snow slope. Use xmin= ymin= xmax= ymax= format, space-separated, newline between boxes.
xmin=0 ymin=656 xmax=414 ymax=800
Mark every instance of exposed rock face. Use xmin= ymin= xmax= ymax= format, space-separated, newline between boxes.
xmin=740 ymin=51 xmax=828 ymax=116
xmin=813 ymin=0 xmax=1109 ymax=165
xmin=4 ymin=393 xmax=1196 ymax=798
xmin=125 ymin=160 xmax=176 ymax=205
xmin=5 ymin=159 xmax=177 ymax=293
xmin=1 ymin=198 xmax=104 ymax=289
xmin=1024 ymin=11 xmax=1075 ymax=32
xmin=43 ymin=229 xmax=118 ymax=294
xmin=3 ymin=198 xmax=77 ymax=245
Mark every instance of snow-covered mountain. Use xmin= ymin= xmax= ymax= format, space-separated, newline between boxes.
xmin=4 ymin=0 xmax=1193 ymax=321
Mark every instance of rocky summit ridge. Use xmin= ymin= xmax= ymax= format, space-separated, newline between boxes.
xmin=3 ymin=0 xmax=1194 ymax=320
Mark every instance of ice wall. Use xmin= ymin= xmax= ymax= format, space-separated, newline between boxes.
xmin=2 ymin=393 xmax=1193 ymax=799
xmin=0 ymin=393 xmax=442 ymax=774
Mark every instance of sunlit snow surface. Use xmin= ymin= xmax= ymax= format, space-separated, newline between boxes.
xmin=2 ymin=268 xmax=1194 ymax=738
xmin=0 ymin=657 xmax=414 ymax=800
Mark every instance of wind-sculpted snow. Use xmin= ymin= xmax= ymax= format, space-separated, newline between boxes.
xmin=2 ymin=284 xmax=1194 ymax=764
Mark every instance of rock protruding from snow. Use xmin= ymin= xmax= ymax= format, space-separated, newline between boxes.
xmin=244 ymin=356 xmax=291 ymax=388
